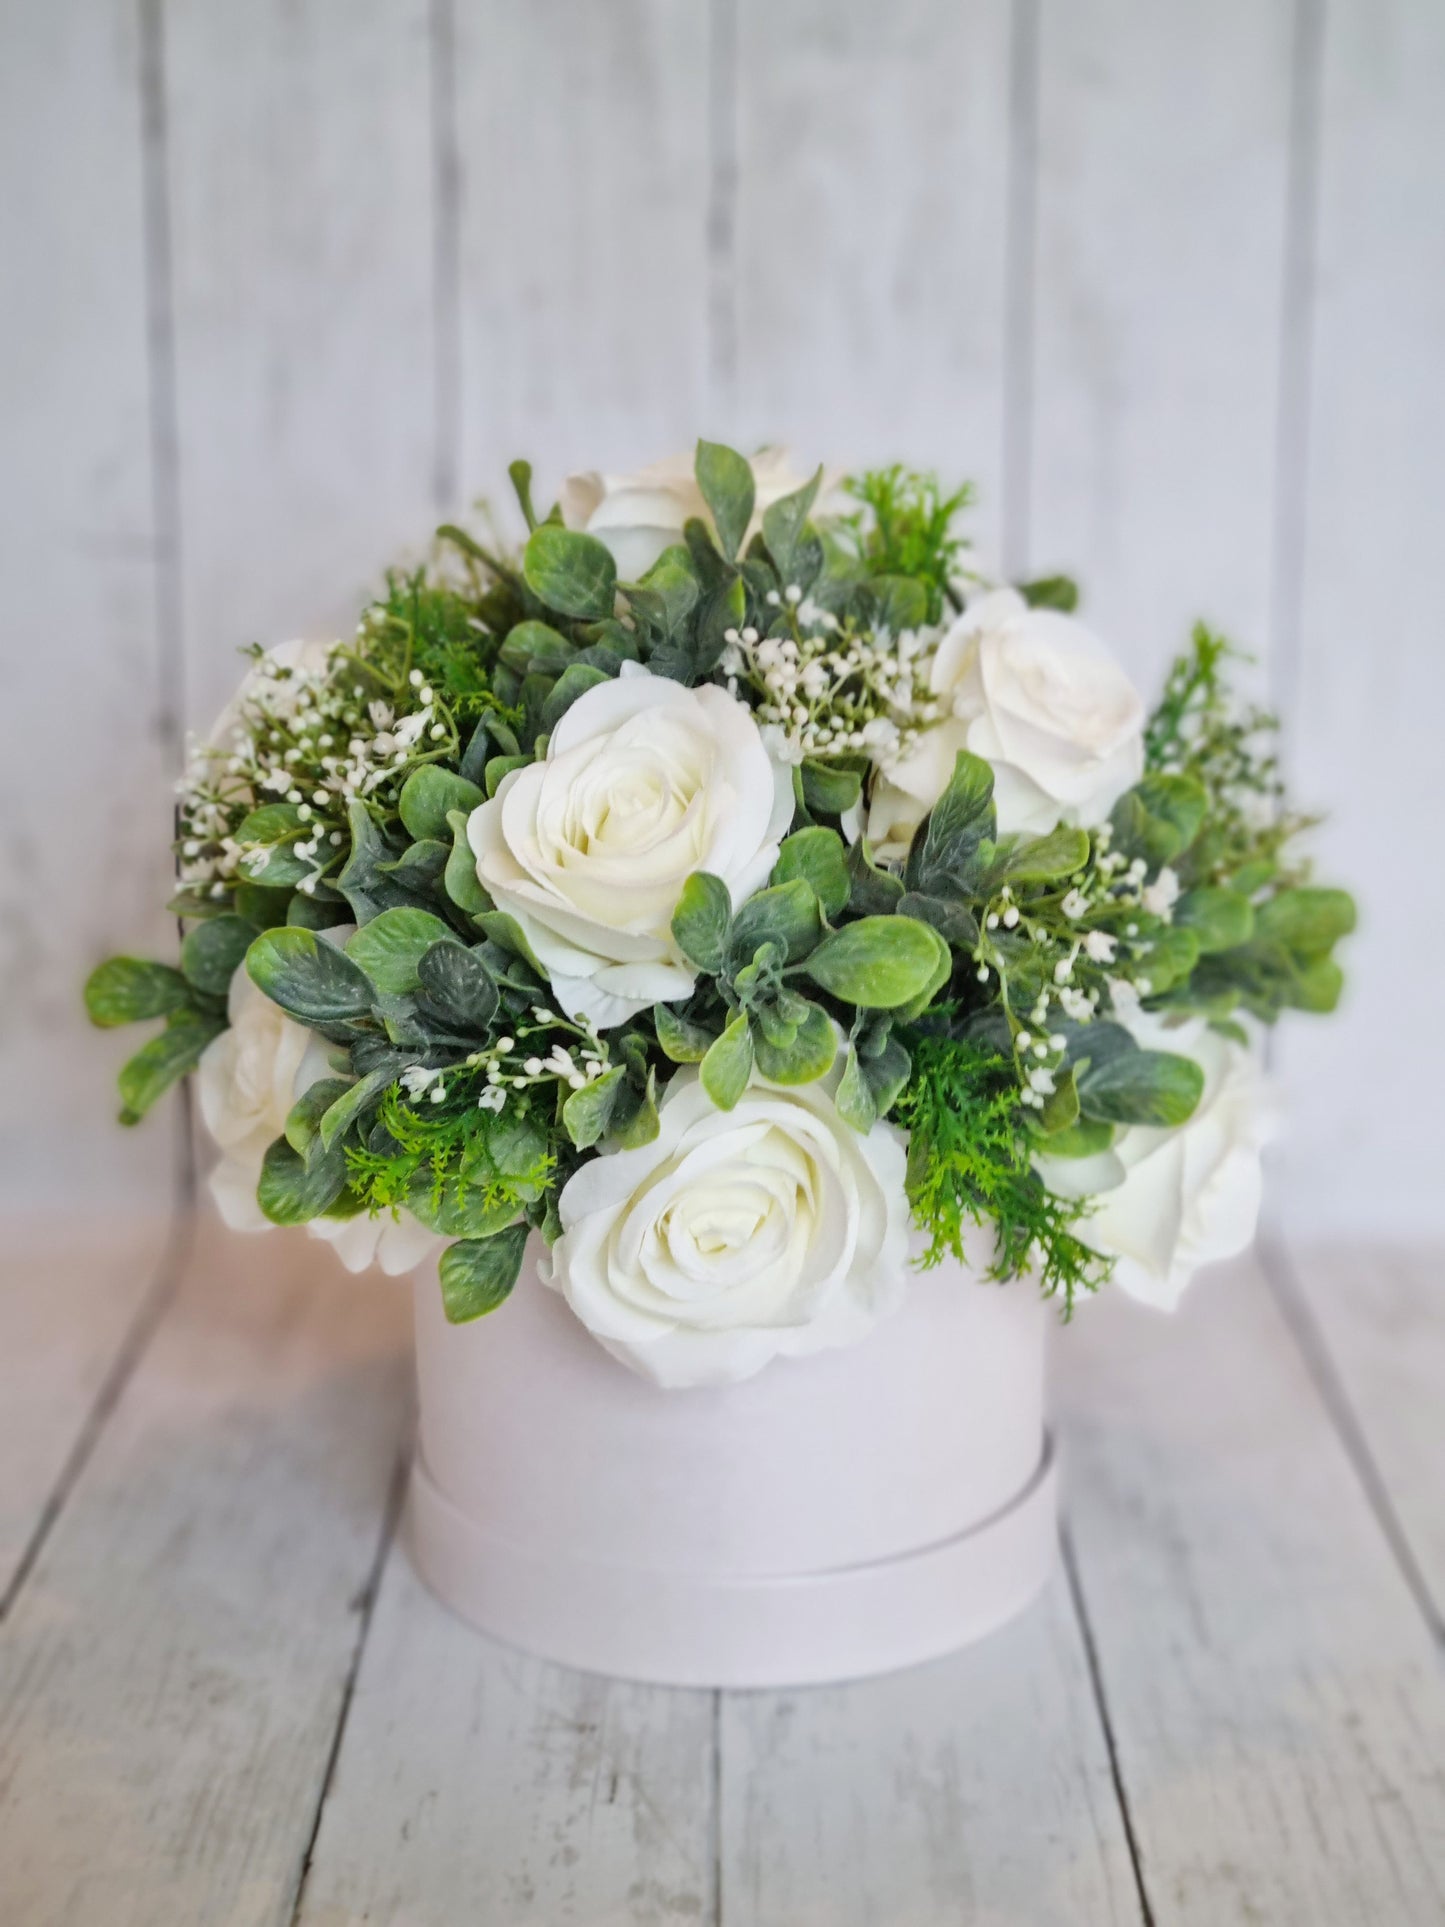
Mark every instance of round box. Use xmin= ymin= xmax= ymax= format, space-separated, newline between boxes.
xmin=407 ymin=1243 xmax=1057 ymax=1687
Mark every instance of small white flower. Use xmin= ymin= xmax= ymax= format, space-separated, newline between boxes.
xmin=1141 ymin=866 xmax=1181 ymax=917
xmin=1084 ymin=931 xmax=1118 ymax=963
xmin=1061 ymin=888 xmax=1090 ymax=920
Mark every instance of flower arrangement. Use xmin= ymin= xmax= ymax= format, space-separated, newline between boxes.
xmin=86 ymin=445 xmax=1353 ymax=1389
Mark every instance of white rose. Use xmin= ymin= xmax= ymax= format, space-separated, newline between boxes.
xmin=198 ymin=932 xmax=441 ymax=1275
xmin=198 ymin=960 xmax=335 ymax=1233
xmin=1035 ymin=1014 xmax=1275 ymax=1311
xmin=468 ymin=668 xmax=793 ymax=1029
xmin=865 ymin=587 xmax=1145 ymax=858
xmin=558 ymin=446 xmax=822 ymax=581
xmin=546 ymin=1064 xmax=910 ymax=1388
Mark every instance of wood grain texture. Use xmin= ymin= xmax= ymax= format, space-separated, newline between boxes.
xmin=296 ymin=1549 xmax=715 ymax=1927
xmin=164 ymin=0 xmax=438 ymax=734
xmin=0 ymin=1216 xmax=412 ymax=1927
xmin=0 ymin=0 xmax=178 ymax=1211
xmin=1057 ymin=1254 xmax=1445 ymax=1926
xmin=1271 ymin=0 xmax=1445 ymax=1236
xmin=1275 ymin=1241 xmax=1445 ymax=1639
xmin=718 ymin=1575 xmax=1142 ymax=1927
xmin=0 ymin=1216 xmax=173 ymax=1606
xmin=1028 ymin=0 xmax=1294 ymax=691
xmin=729 ymin=0 xmax=1014 ymax=565
xmin=453 ymin=0 xmax=712 ymax=528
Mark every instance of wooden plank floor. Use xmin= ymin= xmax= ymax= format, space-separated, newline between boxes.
xmin=1 ymin=1215 xmax=1442 ymax=1925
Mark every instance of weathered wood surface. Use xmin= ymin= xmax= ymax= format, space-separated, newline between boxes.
xmin=3 ymin=1223 xmax=1444 ymax=1924
xmin=1056 ymin=1252 xmax=1445 ymax=1926
xmin=0 ymin=1218 xmax=412 ymax=1927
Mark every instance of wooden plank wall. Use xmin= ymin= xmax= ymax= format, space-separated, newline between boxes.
xmin=2 ymin=0 xmax=1431 ymax=1230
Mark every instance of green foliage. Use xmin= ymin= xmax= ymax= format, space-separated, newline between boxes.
xmin=837 ymin=466 xmax=974 ymax=622
xmin=85 ymin=958 xmax=191 ymax=1028
xmin=893 ymin=1034 xmax=1108 ymax=1313
xmin=439 ymin=1225 xmax=529 ymax=1323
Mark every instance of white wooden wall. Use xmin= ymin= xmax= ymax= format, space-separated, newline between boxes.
xmin=3 ymin=0 xmax=1438 ymax=1233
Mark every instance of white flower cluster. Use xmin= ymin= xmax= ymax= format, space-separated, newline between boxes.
xmin=401 ymin=1008 xmax=610 ymax=1116
xmin=176 ymin=624 xmax=454 ymax=900
xmin=723 ymin=595 xmax=945 ymax=770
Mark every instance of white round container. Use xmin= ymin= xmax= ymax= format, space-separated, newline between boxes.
xmin=408 ymin=1243 xmax=1057 ymax=1687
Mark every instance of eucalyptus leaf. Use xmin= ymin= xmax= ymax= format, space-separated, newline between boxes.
xmin=672 ymin=871 xmax=732 ymax=973
xmin=846 ymin=836 xmax=905 ymax=915
xmin=701 ymin=1012 xmax=754 ymax=1110
xmin=654 ymin=1005 xmax=717 ymax=1063
xmin=246 ymin=927 xmax=374 ymax=1025
xmin=772 ymin=826 xmax=850 ymax=918
xmin=116 ymin=1010 xmax=225 ymax=1123
xmin=410 ymin=1174 xmax=523 ymax=1241
xmin=800 ymin=758 xmax=862 ymax=817
xmin=1019 ymin=575 xmax=1079 ymax=611
xmin=910 ymin=750 xmax=995 ymax=889
xmin=319 ymin=1066 xmax=397 ymax=1151
xmin=805 ymin=915 xmax=948 ymax=1010
xmin=285 ymin=1078 xmax=353 ymax=1158
xmin=835 ymin=1045 xmax=877 ymax=1131
xmin=522 ymin=524 xmax=617 ymax=620
xmin=1175 ymin=886 xmax=1255 ymax=954
xmin=416 ymin=939 xmax=498 ymax=1031
xmin=561 ymin=1065 xmax=626 ymax=1149
xmin=542 ymin=662 xmax=611 ymax=733
xmin=760 ymin=467 xmax=822 ymax=580
xmin=751 ymin=999 xmax=837 ymax=1084
xmin=994 ymin=826 xmax=1091 ymax=886
xmin=728 ymin=879 xmax=821 ymax=966
xmin=499 ymin=619 xmax=575 ymax=677
xmin=1076 ymin=1047 xmax=1204 ymax=1128
xmin=346 ymin=907 xmax=455 ymax=995
xmin=438 ymin=1223 xmax=530 ymax=1323
xmin=1254 ymin=886 xmax=1356 ymax=957
xmin=85 ymin=957 xmax=190 ymax=1028
xmin=695 ymin=440 xmax=755 ymax=560
xmin=398 ymin=765 xmax=485 ymax=843
xmin=257 ymin=1134 xmax=348 ymax=1225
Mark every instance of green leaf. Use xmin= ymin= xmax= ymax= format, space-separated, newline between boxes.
xmin=443 ymin=808 xmax=491 ymax=917
xmin=286 ymin=890 xmax=350 ymax=930
xmin=800 ymin=758 xmax=862 ymax=817
xmin=1292 ymin=954 xmax=1344 ymax=1013
xmin=911 ymin=750 xmax=996 ymax=887
xmin=863 ymin=574 xmax=929 ymax=635
xmin=835 ymin=1045 xmax=877 ymax=1131
xmin=398 ymin=765 xmax=485 ymax=843
xmin=846 ymin=836 xmax=905 ymax=915
xmin=772 ymin=826 xmax=850 ymax=919
xmin=1019 ymin=574 xmax=1079 ymax=612
xmin=85 ymin=957 xmax=190 ymax=1028
xmin=751 ymin=999 xmax=837 ymax=1084
xmin=499 ymin=619 xmax=575 ymax=676
xmin=695 ymin=440 xmax=756 ymax=560
xmin=994 ymin=826 xmax=1091 ymax=886
xmin=1040 ymin=1117 xmax=1115 ymax=1159
xmin=1077 ymin=1047 xmax=1205 ymax=1128
xmin=701 ymin=1012 xmax=754 ymax=1110
xmin=804 ymin=915 xmax=949 ymax=1009
xmin=1135 ymin=774 xmax=1208 ymax=855
xmin=337 ymin=799 xmax=409 ymax=923
xmin=891 ymin=923 xmax=955 ymax=1022
xmin=179 ymin=914 xmax=255 ymax=998
xmin=416 ymin=939 xmax=498 ymax=1031
xmin=233 ymin=881 xmax=294 ymax=929
xmin=284 ymin=1077 xmax=352 ymax=1158
xmin=439 ymin=1224 xmax=529 ymax=1323
xmin=654 ymin=1005 xmax=717 ymax=1063
xmin=896 ymin=891 xmax=979 ymax=948
xmin=246 ymin=927 xmax=374 ymax=1024
xmin=1038 ymin=1065 xmax=1081 ymax=1134
xmin=859 ymin=1032 xmax=911 ymax=1116
xmin=522 ymin=524 xmax=617 ymax=619
xmin=672 ymin=871 xmax=732 ymax=972
xmin=346 ymin=907 xmax=455 ymax=995
xmin=167 ymin=886 xmax=231 ymax=921
xmin=116 ymin=1011 xmax=224 ymax=1123
xmin=561 ymin=1065 xmax=627 ymax=1149
xmin=319 ymin=1066 xmax=397 ymax=1152
xmin=476 ymin=911 xmax=546 ymax=978
xmin=728 ymin=879 xmax=822 ymax=966
xmin=257 ymin=1134 xmax=349 ymax=1224
xmin=1175 ymin=886 xmax=1255 ymax=954
xmin=610 ymin=1069 xmax=660 ymax=1148
xmin=761 ymin=467 xmax=822 ymax=579
xmin=1255 ymin=886 xmax=1356 ymax=958
xmin=485 ymin=753 xmax=530 ymax=797
xmin=410 ymin=1174 xmax=523 ymax=1241
xmin=542 ymin=662 xmax=610 ymax=733
xmin=236 ymin=801 xmax=304 ymax=847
